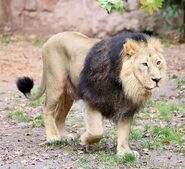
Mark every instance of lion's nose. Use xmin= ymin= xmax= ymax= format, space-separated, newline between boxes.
xmin=152 ymin=78 xmax=161 ymax=84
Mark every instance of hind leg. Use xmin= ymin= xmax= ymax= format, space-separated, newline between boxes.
xmin=44 ymin=87 xmax=74 ymax=142
xmin=44 ymin=107 xmax=61 ymax=142
xmin=44 ymin=79 xmax=72 ymax=142
xmin=80 ymin=102 xmax=104 ymax=145
xmin=55 ymin=93 xmax=73 ymax=139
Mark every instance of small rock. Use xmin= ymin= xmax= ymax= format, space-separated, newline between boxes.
xmin=172 ymin=74 xmax=178 ymax=79
xmin=178 ymin=160 xmax=183 ymax=163
xmin=21 ymin=159 xmax=28 ymax=165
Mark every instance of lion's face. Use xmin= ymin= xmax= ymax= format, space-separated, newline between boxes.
xmin=133 ymin=48 xmax=166 ymax=90
xmin=123 ymin=38 xmax=167 ymax=91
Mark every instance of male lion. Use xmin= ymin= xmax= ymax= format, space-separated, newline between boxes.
xmin=16 ymin=32 xmax=166 ymax=156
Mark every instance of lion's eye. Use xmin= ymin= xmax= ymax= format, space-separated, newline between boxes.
xmin=142 ymin=63 xmax=148 ymax=67
xmin=157 ymin=61 xmax=161 ymax=65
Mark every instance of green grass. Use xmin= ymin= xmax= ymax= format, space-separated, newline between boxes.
xmin=155 ymin=101 xmax=178 ymax=122
xmin=141 ymin=139 xmax=161 ymax=150
xmin=48 ymin=140 xmax=67 ymax=146
xmin=1 ymin=37 xmax=10 ymax=45
xmin=6 ymin=108 xmax=45 ymax=128
xmin=179 ymin=145 xmax=185 ymax=153
xmin=15 ymin=109 xmax=29 ymax=122
xmin=131 ymin=128 xmax=143 ymax=141
xmin=152 ymin=126 xmax=183 ymax=144
xmin=142 ymin=100 xmax=185 ymax=122
xmin=143 ymin=125 xmax=183 ymax=149
xmin=176 ymin=78 xmax=185 ymax=90
xmin=31 ymin=37 xmax=45 ymax=46
xmin=5 ymin=108 xmax=30 ymax=123
xmin=79 ymin=155 xmax=91 ymax=169
xmin=31 ymin=114 xmax=45 ymax=128
xmin=98 ymin=151 xmax=137 ymax=166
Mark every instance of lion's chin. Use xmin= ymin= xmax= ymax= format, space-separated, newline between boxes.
xmin=145 ymin=84 xmax=160 ymax=91
xmin=145 ymin=85 xmax=156 ymax=90
xmin=145 ymin=87 xmax=153 ymax=90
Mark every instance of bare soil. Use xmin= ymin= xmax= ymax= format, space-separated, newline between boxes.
xmin=0 ymin=40 xmax=185 ymax=169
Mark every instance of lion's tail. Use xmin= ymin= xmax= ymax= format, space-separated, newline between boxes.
xmin=16 ymin=73 xmax=46 ymax=101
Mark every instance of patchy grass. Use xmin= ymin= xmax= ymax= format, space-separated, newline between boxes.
xmin=155 ymin=101 xmax=177 ymax=122
xmin=5 ymin=109 xmax=30 ymax=123
xmin=180 ymin=146 xmax=185 ymax=153
xmin=31 ymin=114 xmax=45 ymax=128
xmin=131 ymin=128 xmax=143 ymax=141
xmin=14 ymin=109 xmax=29 ymax=122
xmin=6 ymin=108 xmax=45 ymax=128
xmin=48 ymin=140 xmax=67 ymax=147
xmin=142 ymin=99 xmax=185 ymax=122
xmin=0 ymin=33 xmax=46 ymax=46
xmin=30 ymin=37 xmax=45 ymax=46
xmin=141 ymin=139 xmax=161 ymax=150
xmin=176 ymin=78 xmax=185 ymax=90
xmin=78 ymin=151 xmax=138 ymax=169
xmin=79 ymin=155 xmax=91 ymax=169
xmin=142 ymin=125 xmax=184 ymax=150
xmin=1 ymin=37 xmax=10 ymax=45
xmin=98 ymin=151 xmax=137 ymax=167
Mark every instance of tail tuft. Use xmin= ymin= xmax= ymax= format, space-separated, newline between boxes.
xmin=16 ymin=77 xmax=34 ymax=95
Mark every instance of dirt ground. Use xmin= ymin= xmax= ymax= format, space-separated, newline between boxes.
xmin=0 ymin=37 xmax=185 ymax=169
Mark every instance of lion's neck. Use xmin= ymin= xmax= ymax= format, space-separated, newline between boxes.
xmin=120 ymin=69 xmax=151 ymax=106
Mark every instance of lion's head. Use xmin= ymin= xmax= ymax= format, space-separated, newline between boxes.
xmin=120 ymin=37 xmax=167 ymax=104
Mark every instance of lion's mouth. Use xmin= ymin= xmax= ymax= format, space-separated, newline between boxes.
xmin=145 ymin=85 xmax=158 ymax=90
xmin=145 ymin=87 xmax=153 ymax=90
xmin=145 ymin=84 xmax=159 ymax=90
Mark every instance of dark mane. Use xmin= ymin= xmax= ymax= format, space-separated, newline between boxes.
xmin=78 ymin=32 xmax=148 ymax=121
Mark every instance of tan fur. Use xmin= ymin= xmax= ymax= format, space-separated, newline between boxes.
xmin=20 ymin=32 xmax=166 ymax=156
xmin=120 ymin=39 xmax=166 ymax=105
xmin=117 ymin=117 xmax=133 ymax=155
xmin=80 ymin=102 xmax=104 ymax=145
xmin=39 ymin=32 xmax=99 ymax=141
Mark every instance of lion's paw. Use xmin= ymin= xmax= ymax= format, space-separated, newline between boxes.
xmin=117 ymin=150 xmax=140 ymax=159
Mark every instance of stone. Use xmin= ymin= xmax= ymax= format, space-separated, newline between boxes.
xmin=11 ymin=0 xmax=25 ymax=12
xmin=38 ymin=0 xmax=59 ymax=12
xmin=126 ymin=0 xmax=139 ymax=11
xmin=25 ymin=0 xmax=37 ymax=11
xmin=0 ymin=0 xmax=180 ymax=37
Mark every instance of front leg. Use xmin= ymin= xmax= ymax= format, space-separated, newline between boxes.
xmin=80 ymin=102 xmax=104 ymax=146
xmin=117 ymin=116 xmax=139 ymax=157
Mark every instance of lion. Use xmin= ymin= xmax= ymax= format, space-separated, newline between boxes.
xmin=16 ymin=32 xmax=166 ymax=157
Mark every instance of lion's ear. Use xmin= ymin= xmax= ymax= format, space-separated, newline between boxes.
xmin=149 ymin=38 xmax=163 ymax=52
xmin=123 ymin=39 xmax=140 ymax=56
